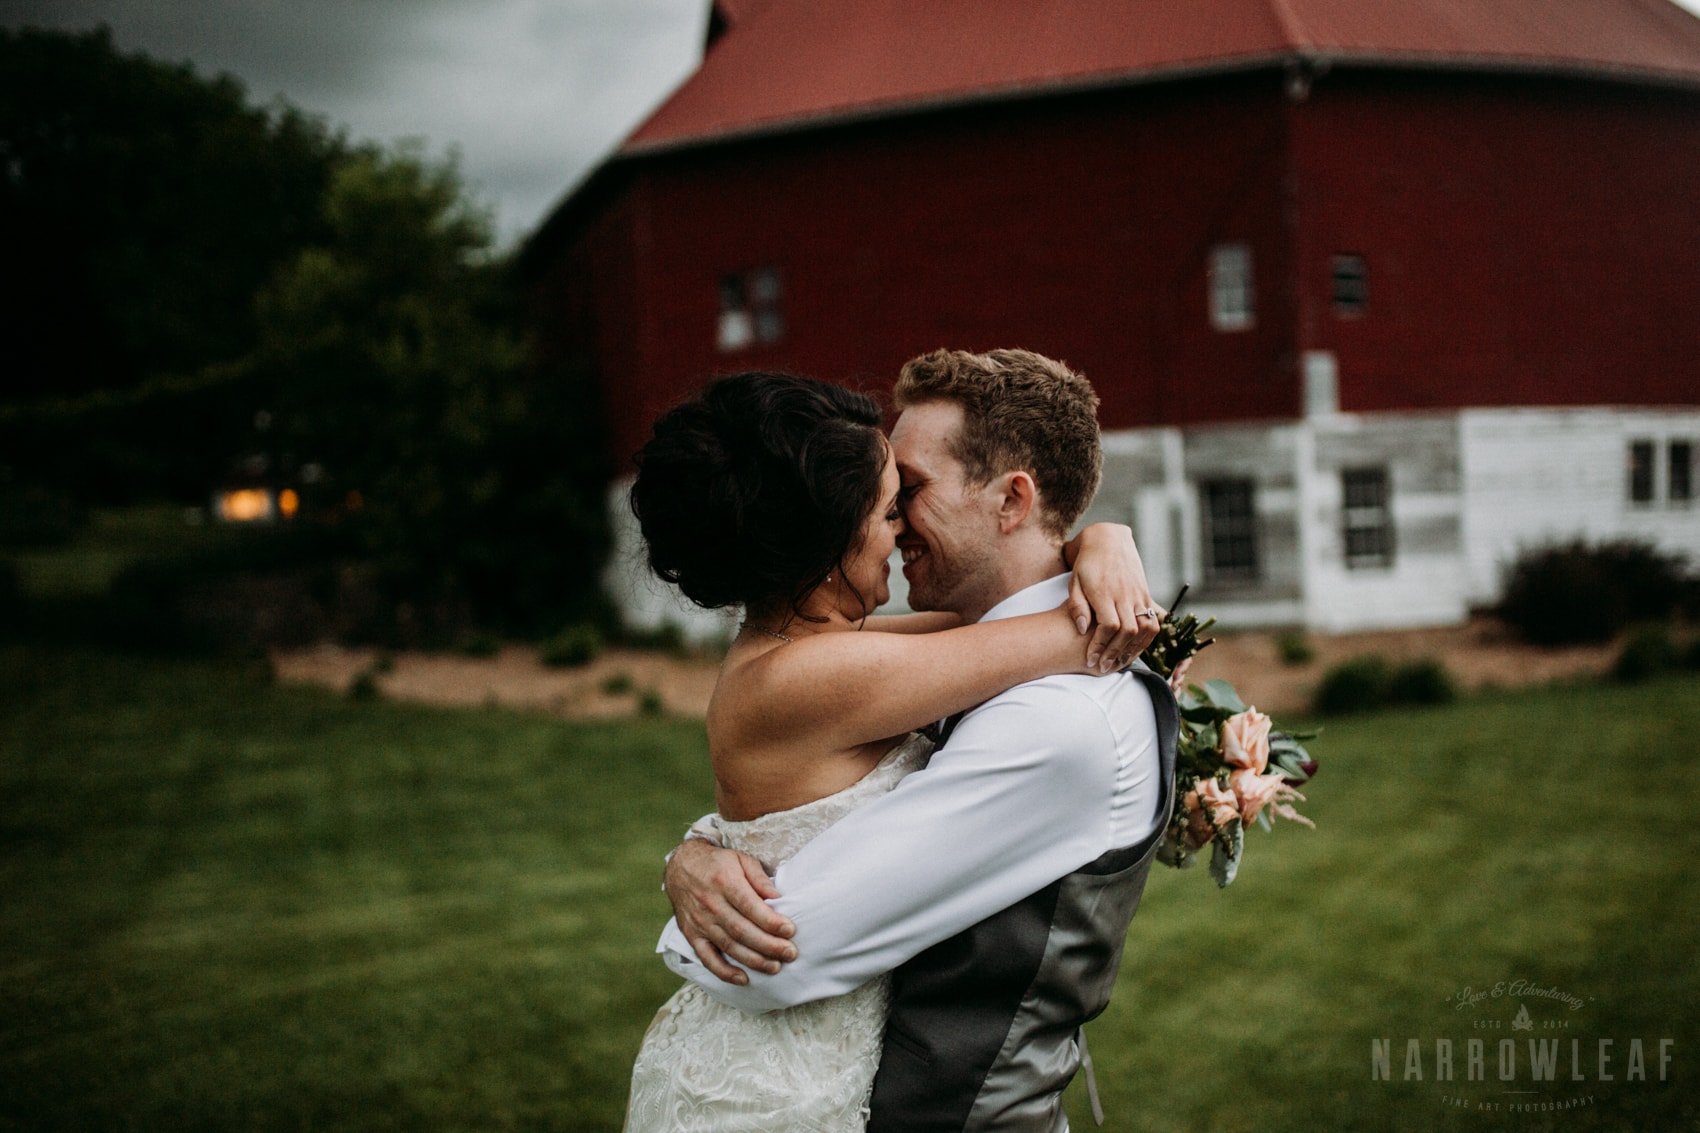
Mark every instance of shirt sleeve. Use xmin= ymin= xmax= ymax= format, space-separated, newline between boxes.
xmin=658 ymin=679 xmax=1125 ymax=1013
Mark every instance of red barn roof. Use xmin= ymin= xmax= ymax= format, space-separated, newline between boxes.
xmin=627 ymin=0 xmax=1700 ymax=152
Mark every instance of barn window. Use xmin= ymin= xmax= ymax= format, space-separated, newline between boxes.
xmin=1332 ymin=255 xmax=1368 ymax=315
xmin=716 ymin=266 xmax=784 ymax=352
xmin=1671 ymin=440 xmax=1694 ymax=505
xmin=1627 ymin=440 xmax=1656 ymax=505
xmin=1341 ymin=467 xmax=1394 ymax=569
xmin=1202 ymin=478 xmax=1259 ymax=583
xmin=1208 ymin=244 xmax=1254 ymax=332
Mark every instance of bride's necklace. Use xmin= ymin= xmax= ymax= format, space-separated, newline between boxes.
xmin=744 ymin=624 xmax=794 ymax=644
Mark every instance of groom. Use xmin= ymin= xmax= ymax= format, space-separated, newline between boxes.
xmin=661 ymin=348 xmax=1179 ymax=1131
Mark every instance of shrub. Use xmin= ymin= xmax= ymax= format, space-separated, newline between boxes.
xmin=0 ymin=559 xmax=18 ymax=629
xmin=600 ymin=671 xmax=634 ymax=696
xmin=1498 ymin=539 xmax=1691 ymax=646
xmin=621 ymin=621 xmax=688 ymax=656
xmin=637 ymin=688 xmax=665 ymax=717
xmin=457 ymin=633 xmax=501 ymax=658
xmin=1612 ymin=625 xmax=1679 ymax=683
xmin=0 ymin=485 xmax=84 ymax=548
xmin=347 ymin=670 xmax=380 ymax=701
xmin=1387 ymin=659 xmax=1458 ymax=706
xmin=1316 ymin=655 xmax=1459 ymax=714
xmin=1314 ymin=656 xmax=1392 ymax=715
xmin=541 ymin=624 xmax=603 ymax=668
xmin=1275 ymin=630 xmax=1315 ymax=666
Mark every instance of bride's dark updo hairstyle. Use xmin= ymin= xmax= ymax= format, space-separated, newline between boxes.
xmin=630 ymin=372 xmax=887 ymax=620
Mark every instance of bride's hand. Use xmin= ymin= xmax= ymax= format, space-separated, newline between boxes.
xmin=1063 ymin=522 xmax=1163 ymax=672
xmin=664 ymin=840 xmax=798 ymax=985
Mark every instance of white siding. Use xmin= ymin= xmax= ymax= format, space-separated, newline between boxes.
xmin=1459 ymin=409 xmax=1700 ymax=604
xmin=600 ymin=408 xmax=1700 ymax=638
xmin=1303 ymin=413 xmax=1470 ymax=632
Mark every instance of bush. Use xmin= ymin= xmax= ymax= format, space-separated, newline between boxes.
xmin=1314 ymin=655 xmax=1458 ymax=714
xmin=1498 ymin=540 xmax=1691 ymax=646
xmin=1275 ymin=630 xmax=1315 ymax=666
xmin=1314 ymin=656 xmax=1392 ymax=715
xmin=347 ymin=669 xmax=380 ymax=701
xmin=637 ymin=688 xmax=665 ymax=717
xmin=1387 ymin=659 xmax=1458 ymax=706
xmin=0 ymin=484 xmax=85 ymax=548
xmin=457 ymin=633 xmax=501 ymax=658
xmin=621 ymin=621 xmax=688 ymax=656
xmin=0 ymin=558 xmax=18 ymax=626
xmin=600 ymin=671 xmax=634 ymax=696
xmin=1612 ymin=625 xmax=1679 ymax=683
xmin=541 ymin=624 xmax=603 ymax=668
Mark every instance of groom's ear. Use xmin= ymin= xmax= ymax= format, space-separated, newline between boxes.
xmin=994 ymin=470 xmax=1039 ymax=535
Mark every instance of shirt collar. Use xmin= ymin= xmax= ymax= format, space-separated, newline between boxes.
xmin=979 ymin=571 xmax=1072 ymax=624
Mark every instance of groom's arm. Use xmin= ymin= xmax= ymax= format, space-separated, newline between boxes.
xmin=658 ymin=679 xmax=1158 ymax=1013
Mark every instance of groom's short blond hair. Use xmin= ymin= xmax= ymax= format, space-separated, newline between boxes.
xmin=894 ymin=348 xmax=1102 ymax=539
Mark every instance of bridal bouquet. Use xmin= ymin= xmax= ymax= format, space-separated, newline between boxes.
xmin=1138 ymin=588 xmax=1319 ymax=888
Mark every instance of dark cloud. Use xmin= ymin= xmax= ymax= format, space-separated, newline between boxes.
xmin=3 ymin=0 xmax=708 ymax=245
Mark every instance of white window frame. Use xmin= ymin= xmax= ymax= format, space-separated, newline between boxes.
xmin=1201 ymin=477 xmax=1259 ymax=584
xmin=1208 ymin=243 xmax=1254 ymax=332
xmin=1341 ymin=466 xmax=1395 ymax=570
xmin=717 ymin=265 xmax=784 ymax=352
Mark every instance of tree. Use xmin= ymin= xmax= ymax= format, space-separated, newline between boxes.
xmin=250 ymin=146 xmax=610 ymax=636
xmin=0 ymin=26 xmax=343 ymax=403
xmin=0 ymin=27 xmax=344 ymax=501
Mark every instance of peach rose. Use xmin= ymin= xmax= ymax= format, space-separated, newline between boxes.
xmin=1182 ymin=777 xmax=1240 ymax=848
xmin=1230 ymin=768 xmax=1314 ymax=827
xmin=1220 ymin=708 xmax=1272 ymax=773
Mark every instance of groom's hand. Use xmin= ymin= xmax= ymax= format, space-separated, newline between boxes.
xmin=664 ymin=840 xmax=798 ymax=985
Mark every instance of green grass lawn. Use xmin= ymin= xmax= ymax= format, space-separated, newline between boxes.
xmin=1 ymin=647 xmax=1695 ymax=1131
xmin=7 ymin=506 xmax=229 ymax=600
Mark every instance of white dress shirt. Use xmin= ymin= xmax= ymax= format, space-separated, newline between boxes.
xmin=658 ymin=571 xmax=1165 ymax=1013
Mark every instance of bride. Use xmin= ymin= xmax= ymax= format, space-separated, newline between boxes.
xmin=622 ymin=370 xmax=1157 ymax=1131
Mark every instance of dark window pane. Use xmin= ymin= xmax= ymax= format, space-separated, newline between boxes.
xmin=1332 ymin=254 xmax=1368 ymax=315
xmin=718 ymin=274 xmax=746 ymax=312
xmin=1671 ymin=441 xmax=1693 ymax=503
xmin=1203 ymin=479 xmax=1258 ymax=582
xmin=1342 ymin=466 xmax=1394 ymax=569
xmin=1628 ymin=440 xmax=1655 ymax=504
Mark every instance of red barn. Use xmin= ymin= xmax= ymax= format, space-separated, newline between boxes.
xmin=523 ymin=0 xmax=1700 ymax=633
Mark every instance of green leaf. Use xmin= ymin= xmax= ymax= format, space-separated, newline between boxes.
xmin=1209 ymin=821 xmax=1243 ymax=888
xmin=1203 ymin=679 xmax=1248 ymax=714
xmin=1181 ymin=702 xmax=1225 ymax=724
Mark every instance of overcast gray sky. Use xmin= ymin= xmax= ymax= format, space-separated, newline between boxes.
xmin=8 ymin=0 xmax=1700 ymax=249
xmin=3 ymin=0 xmax=709 ymax=248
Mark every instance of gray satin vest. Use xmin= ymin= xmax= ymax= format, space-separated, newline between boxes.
xmin=866 ymin=665 xmax=1179 ymax=1132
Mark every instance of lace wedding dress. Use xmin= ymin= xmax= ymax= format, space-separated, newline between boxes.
xmin=624 ymin=733 xmax=931 ymax=1133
